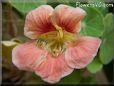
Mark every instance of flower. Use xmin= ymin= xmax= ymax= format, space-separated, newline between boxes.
xmin=12 ymin=4 xmax=101 ymax=83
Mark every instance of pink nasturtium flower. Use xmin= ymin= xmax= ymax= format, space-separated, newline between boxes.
xmin=12 ymin=4 xmax=101 ymax=83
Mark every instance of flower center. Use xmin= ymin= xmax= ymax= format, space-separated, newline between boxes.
xmin=36 ymin=25 xmax=77 ymax=57
xmin=54 ymin=25 xmax=64 ymax=38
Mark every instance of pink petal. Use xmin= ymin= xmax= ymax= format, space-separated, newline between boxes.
xmin=35 ymin=53 xmax=73 ymax=83
xmin=12 ymin=41 xmax=47 ymax=71
xmin=65 ymin=36 xmax=101 ymax=69
xmin=24 ymin=5 xmax=54 ymax=39
xmin=51 ymin=4 xmax=86 ymax=33
xmin=12 ymin=41 xmax=73 ymax=83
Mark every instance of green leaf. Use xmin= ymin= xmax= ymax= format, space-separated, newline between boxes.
xmin=87 ymin=57 xmax=103 ymax=73
xmin=88 ymin=0 xmax=104 ymax=3
xmin=80 ymin=7 xmax=104 ymax=37
xmin=47 ymin=0 xmax=72 ymax=8
xmin=81 ymin=76 xmax=96 ymax=84
xmin=10 ymin=0 xmax=46 ymax=14
xmin=47 ymin=0 xmax=60 ymax=8
xmin=57 ymin=0 xmax=69 ymax=4
xmin=56 ymin=70 xmax=81 ymax=85
xmin=87 ymin=0 xmax=108 ymax=16
xmin=102 ymin=13 xmax=114 ymax=35
xmin=100 ymin=13 xmax=114 ymax=64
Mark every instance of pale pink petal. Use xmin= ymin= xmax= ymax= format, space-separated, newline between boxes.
xmin=24 ymin=5 xmax=54 ymax=39
xmin=35 ymin=53 xmax=73 ymax=83
xmin=65 ymin=36 xmax=101 ymax=69
xmin=51 ymin=4 xmax=86 ymax=33
xmin=12 ymin=41 xmax=47 ymax=71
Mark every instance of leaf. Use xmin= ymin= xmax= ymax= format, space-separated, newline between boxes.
xmin=102 ymin=13 xmax=114 ymax=35
xmin=56 ymin=70 xmax=81 ymax=85
xmin=57 ymin=0 xmax=69 ymax=4
xmin=100 ymin=13 xmax=114 ymax=64
xmin=87 ymin=0 xmax=108 ymax=16
xmin=24 ymin=73 xmax=44 ymax=85
xmin=47 ymin=0 xmax=71 ymax=8
xmin=2 ymin=41 xmax=19 ymax=59
xmin=10 ymin=0 xmax=47 ymax=14
xmin=87 ymin=57 xmax=103 ymax=73
xmin=81 ymin=76 xmax=96 ymax=84
xmin=2 ymin=41 xmax=19 ymax=47
xmin=80 ymin=7 xmax=104 ymax=37
xmin=47 ymin=0 xmax=60 ymax=8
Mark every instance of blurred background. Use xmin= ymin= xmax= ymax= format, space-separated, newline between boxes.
xmin=1 ymin=0 xmax=114 ymax=85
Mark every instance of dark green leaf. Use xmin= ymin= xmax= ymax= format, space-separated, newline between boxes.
xmin=24 ymin=73 xmax=44 ymax=85
xmin=47 ymin=0 xmax=60 ymax=8
xmin=57 ymin=0 xmax=69 ymax=4
xmin=81 ymin=76 xmax=96 ymax=84
xmin=56 ymin=70 xmax=81 ymax=85
xmin=100 ymin=13 xmax=114 ymax=64
xmin=10 ymin=0 xmax=46 ymax=14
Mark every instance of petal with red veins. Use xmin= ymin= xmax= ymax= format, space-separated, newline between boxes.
xmin=51 ymin=4 xmax=86 ymax=33
xmin=12 ymin=41 xmax=47 ymax=71
xmin=35 ymin=53 xmax=73 ymax=84
xmin=65 ymin=36 xmax=101 ymax=69
xmin=24 ymin=5 xmax=54 ymax=39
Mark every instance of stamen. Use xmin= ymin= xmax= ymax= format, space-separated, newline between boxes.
xmin=54 ymin=25 xmax=64 ymax=38
xmin=36 ymin=27 xmax=77 ymax=57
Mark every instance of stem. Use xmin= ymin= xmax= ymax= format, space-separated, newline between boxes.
xmin=6 ymin=3 xmax=15 ymax=37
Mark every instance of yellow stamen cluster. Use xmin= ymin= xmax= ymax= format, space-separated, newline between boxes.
xmin=36 ymin=25 xmax=77 ymax=57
